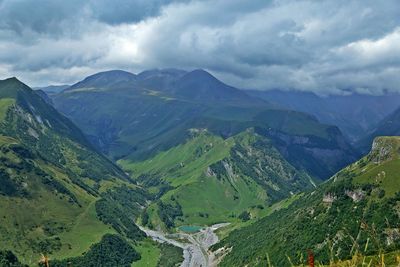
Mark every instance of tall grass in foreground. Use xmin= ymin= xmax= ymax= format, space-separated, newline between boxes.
xmin=279 ymin=250 xmax=400 ymax=267
xmin=272 ymin=221 xmax=400 ymax=267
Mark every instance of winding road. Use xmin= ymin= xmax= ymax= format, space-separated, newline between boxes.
xmin=139 ymin=223 xmax=230 ymax=267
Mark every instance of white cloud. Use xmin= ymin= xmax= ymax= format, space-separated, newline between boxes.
xmin=334 ymin=28 xmax=400 ymax=68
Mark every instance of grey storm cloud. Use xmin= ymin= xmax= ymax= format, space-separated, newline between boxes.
xmin=0 ymin=0 xmax=82 ymax=35
xmin=0 ymin=0 xmax=399 ymax=95
xmin=0 ymin=0 xmax=187 ymax=36
xmin=90 ymin=0 xmax=191 ymax=25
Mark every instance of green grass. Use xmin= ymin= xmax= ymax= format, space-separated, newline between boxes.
xmin=0 ymin=135 xmax=18 ymax=145
xmin=216 ymin=194 xmax=302 ymax=239
xmin=0 ymin=98 xmax=15 ymax=121
xmin=120 ymin=130 xmax=312 ymax=230
xmin=169 ymin=173 xmax=266 ymax=225
xmin=118 ymin=131 xmax=234 ymax=198
xmin=353 ymin=159 xmax=400 ymax=197
xmin=157 ymin=243 xmax=184 ymax=267
xmin=0 ymin=190 xmax=89 ymax=264
xmin=119 ymin=131 xmax=267 ymax=227
xmin=0 ymin=145 xmax=128 ymax=266
xmin=51 ymin=200 xmax=116 ymax=260
xmin=119 ymin=131 xmax=233 ymax=183
xmin=133 ymin=239 xmax=161 ymax=267
xmin=0 ymin=159 xmax=116 ymax=265
xmin=330 ymin=136 xmax=400 ymax=198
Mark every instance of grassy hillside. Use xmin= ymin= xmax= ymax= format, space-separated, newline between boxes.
xmin=0 ymin=78 xmax=149 ymax=266
xmin=119 ymin=129 xmax=315 ymax=229
xmin=214 ymin=136 xmax=400 ymax=266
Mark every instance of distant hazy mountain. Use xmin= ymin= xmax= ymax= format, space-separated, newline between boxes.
xmin=34 ymin=89 xmax=53 ymax=105
xmin=34 ymin=84 xmax=70 ymax=94
xmin=171 ymin=69 xmax=268 ymax=106
xmin=68 ymin=70 xmax=136 ymax=90
xmin=358 ymin=106 xmax=400 ymax=153
xmin=63 ymin=69 xmax=268 ymax=107
xmin=54 ymin=69 xmax=271 ymax=161
xmin=247 ymin=90 xmax=400 ymax=143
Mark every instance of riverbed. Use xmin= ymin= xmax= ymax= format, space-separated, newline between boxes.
xmin=139 ymin=223 xmax=230 ymax=267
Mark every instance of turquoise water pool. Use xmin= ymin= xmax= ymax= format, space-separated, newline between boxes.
xmin=178 ymin=225 xmax=202 ymax=233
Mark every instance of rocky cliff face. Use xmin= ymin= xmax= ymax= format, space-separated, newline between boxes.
xmin=369 ymin=136 xmax=400 ymax=164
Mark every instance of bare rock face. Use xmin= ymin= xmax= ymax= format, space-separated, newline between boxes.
xmin=205 ymin=166 xmax=216 ymax=177
xmin=345 ymin=190 xmax=365 ymax=202
xmin=385 ymin=228 xmax=400 ymax=246
xmin=323 ymin=193 xmax=337 ymax=204
xmin=369 ymin=137 xmax=400 ymax=164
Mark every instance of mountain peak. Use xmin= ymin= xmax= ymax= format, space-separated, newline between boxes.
xmin=190 ymin=68 xmax=210 ymax=74
xmin=68 ymin=70 xmax=137 ymax=90
xmin=184 ymin=69 xmax=218 ymax=81
xmin=82 ymin=70 xmax=137 ymax=82
xmin=1 ymin=77 xmax=25 ymax=85
xmin=3 ymin=76 xmax=18 ymax=81
xmin=94 ymin=69 xmax=135 ymax=76
xmin=177 ymin=69 xmax=229 ymax=91
xmin=173 ymin=68 xmax=270 ymax=107
xmin=0 ymin=77 xmax=31 ymax=98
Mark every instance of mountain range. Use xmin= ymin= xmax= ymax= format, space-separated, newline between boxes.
xmin=248 ymin=89 xmax=400 ymax=143
xmin=52 ymin=69 xmax=357 ymax=179
xmin=48 ymin=69 xmax=361 ymax=230
xmin=1 ymin=68 xmax=399 ymax=266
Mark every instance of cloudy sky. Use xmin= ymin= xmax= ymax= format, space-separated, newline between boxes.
xmin=0 ymin=0 xmax=399 ymax=95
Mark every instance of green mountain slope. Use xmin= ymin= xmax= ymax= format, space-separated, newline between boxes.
xmin=0 ymin=78 xmax=148 ymax=266
xmin=52 ymin=69 xmax=357 ymax=181
xmin=119 ymin=129 xmax=315 ymax=229
xmin=214 ymin=136 xmax=400 ymax=266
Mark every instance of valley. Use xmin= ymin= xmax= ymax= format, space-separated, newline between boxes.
xmin=52 ymin=69 xmax=357 ymax=179
xmin=47 ymin=70 xmax=359 ymax=236
xmin=0 ymin=70 xmax=399 ymax=267
xmin=1 ymin=2 xmax=400 ymax=266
